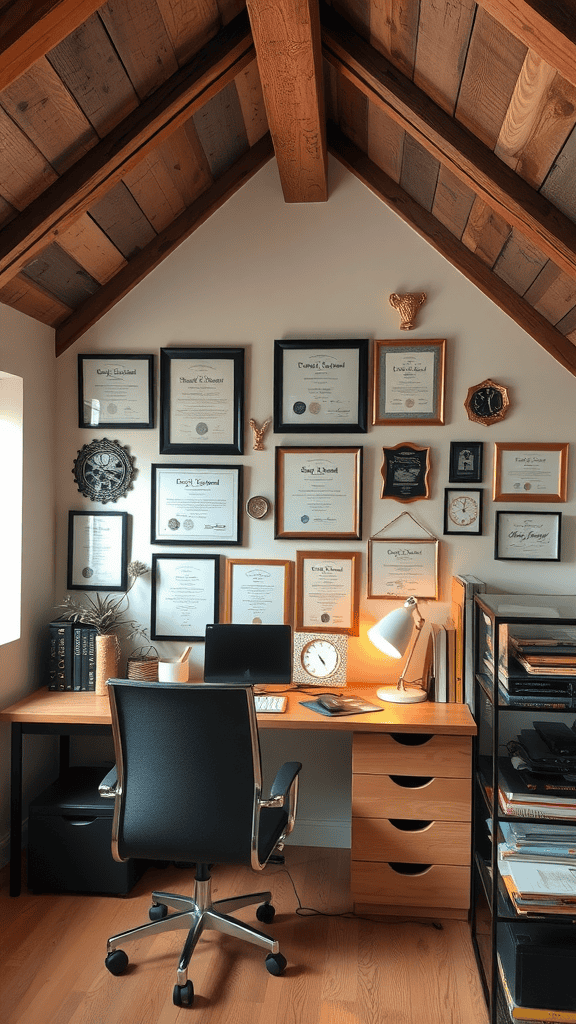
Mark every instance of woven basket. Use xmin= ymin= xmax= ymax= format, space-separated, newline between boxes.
xmin=127 ymin=655 xmax=159 ymax=681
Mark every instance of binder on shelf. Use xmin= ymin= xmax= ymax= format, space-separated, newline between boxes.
xmin=48 ymin=619 xmax=76 ymax=691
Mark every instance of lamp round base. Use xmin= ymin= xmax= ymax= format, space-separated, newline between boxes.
xmin=376 ymin=684 xmax=428 ymax=704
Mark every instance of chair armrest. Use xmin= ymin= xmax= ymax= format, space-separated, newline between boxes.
xmin=99 ymin=766 xmax=118 ymax=797
xmin=261 ymin=761 xmax=301 ymax=808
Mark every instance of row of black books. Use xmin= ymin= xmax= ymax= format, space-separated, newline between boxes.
xmin=48 ymin=619 xmax=98 ymax=691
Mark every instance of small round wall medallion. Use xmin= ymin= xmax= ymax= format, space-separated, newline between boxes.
xmin=246 ymin=495 xmax=270 ymax=519
xmin=72 ymin=438 xmax=135 ymax=503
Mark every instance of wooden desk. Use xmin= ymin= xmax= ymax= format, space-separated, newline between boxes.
xmin=1 ymin=686 xmax=476 ymax=901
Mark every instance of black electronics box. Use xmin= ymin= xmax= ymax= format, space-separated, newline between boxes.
xmin=500 ymin=921 xmax=576 ymax=1011
xmin=27 ymin=767 xmax=144 ymax=895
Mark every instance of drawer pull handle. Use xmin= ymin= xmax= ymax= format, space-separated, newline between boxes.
xmin=63 ymin=816 xmax=97 ymax=825
xmin=389 ymin=733 xmax=433 ymax=746
xmin=389 ymin=775 xmax=434 ymax=789
xmin=389 ymin=819 xmax=433 ymax=832
xmin=388 ymin=862 xmax=432 ymax=876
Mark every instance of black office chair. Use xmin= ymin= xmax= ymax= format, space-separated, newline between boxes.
xmin=101 ymin=679 xmax=301 ymax=1007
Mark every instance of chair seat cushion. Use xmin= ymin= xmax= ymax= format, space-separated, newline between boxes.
xmin=258 ymin=807 xmax=289 ymax=862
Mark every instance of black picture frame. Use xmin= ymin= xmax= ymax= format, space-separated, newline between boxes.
xmin=151 ymin=553 xmax=220 ymax=640
xmin=150 ymin=464 xmax=242 ymax=545
xmin=273 ymin=339 xmax=368 ymax=433
xmin=67 ymin=510 xmax=128 ymax=591
xmin=160 ymin=347 xmax=244 ymax=456
xmin=449 ymin=441 xmax=483 ymax=483
xmin=443 ymin=488 xmax=483 ymax=536
xmin=78 ymin=354 xmax=154 ymax=429
xmin=494 ymin=511 xmax=562 ymax=562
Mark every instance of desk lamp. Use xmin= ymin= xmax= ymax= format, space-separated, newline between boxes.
xmin=368 ymin=597 xmax=427 ymax=704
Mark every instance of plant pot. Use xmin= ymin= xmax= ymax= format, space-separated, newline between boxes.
xmin=95 ymin=634 xmax=120 ymax=696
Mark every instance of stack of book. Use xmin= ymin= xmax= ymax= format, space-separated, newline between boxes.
xmin=499 ymin=858 xmax=576 ymax=915
xmin=48 ymin=619 xmax=98 ymax=691
xmin=496 ymin=624 xmax=576 ymax=708
xmin=496 ymin=757 xmax=576 ymax=820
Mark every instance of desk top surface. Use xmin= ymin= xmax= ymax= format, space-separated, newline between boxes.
xmin=0 ymin=685 xmax=476 ymax=735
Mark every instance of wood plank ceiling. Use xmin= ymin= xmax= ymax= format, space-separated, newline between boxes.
xmin=1 ymin=0 xmax=576 ymax=375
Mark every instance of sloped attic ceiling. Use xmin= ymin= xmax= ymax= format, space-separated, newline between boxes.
xmin=1 ymin=0 xmax=576 ymax=377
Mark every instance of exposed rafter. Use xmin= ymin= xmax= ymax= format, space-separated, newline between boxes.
xmin=475 ymin=1 xmax=576 ymax=90
xmin=246 ymin=0 xmax=327 ymax=202
xmin=322 ymin=4 xmax=576 ymax=282
xmin=0 ymin=0 xmax=105 ymax=92
xmin=328 ymin=125 xmax=576 ymax=378
xmin=0 ymin=11 xmax=255 ymax=290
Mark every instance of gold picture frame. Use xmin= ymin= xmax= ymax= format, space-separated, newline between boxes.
xmin=274 ymin=446 xmax=363 ymax=539
xmin=372 ymin=339 xmax=446 ymax=426
xmin=367 ymin=537 xmax=439 ymax=600
xmin=295 ymin=550 xmax=361 ymax=635
xmin=493 ymin=443 xmax=569 ymax=502
xmin=223 ymin=559 xmax=293 ymax=624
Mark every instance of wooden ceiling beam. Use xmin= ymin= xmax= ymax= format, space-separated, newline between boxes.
xmin=0 ymin=0 xmax=105 ymax=92
xmin=328 ymin=124 xmax=576 ymax=378
xmin=0 ymin=12 xmax=254 ymax=290
xmin=322 ymin=5 xmax=576 ymax=282
xmin=55 ymin=133 xmax=275 ymax=354
xmin=246 ymin=0 xmax=327 ymax=202
xmin=475 ymin=1 xmax=576 ymax=90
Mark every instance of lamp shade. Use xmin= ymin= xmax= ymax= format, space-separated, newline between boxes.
xmin=367 ymin=602 xmax=416 ymax=659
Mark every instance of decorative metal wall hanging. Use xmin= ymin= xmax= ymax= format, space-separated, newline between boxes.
xmin=72 ymin=438 xmax=135 ymax=503
xmin=389 ymin=292 xmax=427 ymax=330
xmin=249 ymin=417 xmax=271 ymax=450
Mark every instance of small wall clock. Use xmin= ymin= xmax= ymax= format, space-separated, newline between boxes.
xmin=292 ymin=632 xmax=348 ymax=686
xmin=464 ymin=379 xmax=510 ymax=426
xmin=443 ymin=488 xmax=483 ymax=535
xmin=72 ymin=438 xmax=135 ymax=503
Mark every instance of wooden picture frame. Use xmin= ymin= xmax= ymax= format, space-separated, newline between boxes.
xmin=495 ymin=511 xmax=562 ymax=562
xmin=151 ymin=464 xmax=242 ymax=545
xmin=449 ymin=441 xmax=483 ymax=483
xmin=493 ymin=443 xmax=568 ymax=502
xmin=367 ymin=537 xmax=439 ymax=600
xmin=159 ymin=347 xmax=244 ymax=456
xmin=380 ymin=442 xmax=431 ymax=503
xmin=443 ymin=488 xmax=483 ymax=535
xmin=273 ymin=338 xmax=368 ymax=432
xmin=275 ymin=446 xmax=363 ymax=539
xmin=67 ymin=510 xmax=128 ymax=591
xmin=295 ymin=550 xmax=361 ymax=635
xmin=223 ymin=559 xmax=293 ymax=624
xmin=151 ymin=553 xmax=220 ymax=641
xmin=78 ymin=354 xmax=154 ymax=429
xmin=373 ymin=339 xmax=445 ymax=425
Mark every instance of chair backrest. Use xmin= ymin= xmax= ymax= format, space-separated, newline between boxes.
xmin=107 ymin=680 xmax=263 ymax=866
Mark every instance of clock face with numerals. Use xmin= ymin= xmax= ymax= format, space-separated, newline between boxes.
xmin=292 ymin=632 xmax=348 ymax=686
xmin=449 ymin=495 xmax=478 ymax=526
xmin=444 ymin=489 xmax=483 ymax=535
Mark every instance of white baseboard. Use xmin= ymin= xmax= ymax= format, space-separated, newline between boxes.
xmin=286 ymin=818 xmax=350 ymax=849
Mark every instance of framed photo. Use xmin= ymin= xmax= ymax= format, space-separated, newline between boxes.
xmin=443 ymin=488 xmax=483 ymax=535
xmin=372 ymin=339 xmax=445 ymax=425
xmin=275 ymin=446 xmax=363 ymax=540
xmin=273 ymin=338 xmax=368 ymax=432
xmin=224 ymin=559 xmax=293 ymax=624
xmin=380 ymin=442 xmax=431 ymax=503
xmin=493 ymin=443 xmax=569 ymax=502
xmin=449 ymin=441 xmax=483 ymax=483
xmin=151 ymin=554 xmax=220 ymax=640
xmin=78 ymin=354 xmax=154 ymax=429
xmin=67 ymin=511 xmax=128 ymax=591
xmin=295 ymin=551 xmax=361 ymax=635
xmin=151 ymin=464 xmax=242 ymax=545
xmin=160 ymin=347 xmax=244 ymax=455
xmin=367 ymin=538 xmax=439 ymax=599
xmin=495 ymin=511 xmax=562 ymax=562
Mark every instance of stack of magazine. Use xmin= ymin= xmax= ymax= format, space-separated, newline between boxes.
xmin=482 ymin=620 xmax=576 ymax=708
xmin=496 ymin=755 xmax=576 ymax=820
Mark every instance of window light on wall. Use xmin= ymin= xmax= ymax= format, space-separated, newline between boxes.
xmin=0 ymin=371 xmax=23 ymax=645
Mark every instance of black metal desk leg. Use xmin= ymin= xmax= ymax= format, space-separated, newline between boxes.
xmin=9 ymin=722 xmax=23 ymax=897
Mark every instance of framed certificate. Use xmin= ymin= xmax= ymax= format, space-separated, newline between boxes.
xmin=160 ymin=347 xmax=244 ymax=455
xmin=367 ymin=538 xmax=439 ymax=599
xmin=67 ymin=511 xmax=128 ymax=591
xmin=493 ymin=443 xmax=569 ymax=502
xmin=275 ymin=446 xmax=363 ymax=540
xmin=151 ymin=464 xmax=242 ymax=545
xmin=295 ymin=551 xmax=361 ymax=635
xmin=151 ymin=553 xmax=220 ymax=640
xmin=78 ymin=354 xmax=154 ymax=429
xmin=373 ymin=339 xmax=445 ymax=425
xmin=380 ymin=442 xmax=431 ymax=502
xmin=224 ymin=559 xmax=293 ymax=624
xmin=273 ymin=339 xmax=368 ymax=432
xmin=495 ymin=511 xmax=562 ymax=561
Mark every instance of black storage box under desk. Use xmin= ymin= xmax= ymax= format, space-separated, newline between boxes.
xmin=27 ymin=767 xmax=144 ymax=895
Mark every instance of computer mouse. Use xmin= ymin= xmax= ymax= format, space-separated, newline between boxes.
xmin=316 ymin=694 xmax=345 ymax=711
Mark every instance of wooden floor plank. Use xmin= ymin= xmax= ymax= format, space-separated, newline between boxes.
xmin=0 ymin=848 xmax=488 ymax=1024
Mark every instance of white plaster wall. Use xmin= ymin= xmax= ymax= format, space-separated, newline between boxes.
xmin=53 ymin=156 xmax=576 ymax=846
xmin=0 ymin=304 xmax=57 ymax=862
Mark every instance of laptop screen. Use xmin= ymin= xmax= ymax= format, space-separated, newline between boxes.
xmin=203 ymin=623 xmax=292 ymax=685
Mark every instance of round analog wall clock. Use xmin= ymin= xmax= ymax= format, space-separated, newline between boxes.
xmin=444 ymin=488 xmax=483 ymax=535
xmin=464 ymin=379 xmax=510 ymax=426
xmin=73 ymin=438 xmax=135 ymax=503
xmin=292 ymin=632 xmax=348 ymax=686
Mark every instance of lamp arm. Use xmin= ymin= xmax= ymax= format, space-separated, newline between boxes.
xmin=397 ymin=605 xmax=425 ymax=692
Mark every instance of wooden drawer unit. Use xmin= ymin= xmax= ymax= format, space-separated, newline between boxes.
xmin=351 ymin=730 xmax=472 ymax=919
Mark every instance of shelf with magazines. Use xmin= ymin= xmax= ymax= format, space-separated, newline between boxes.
xmin=471 ymin=593 xmax=576 ymax=1024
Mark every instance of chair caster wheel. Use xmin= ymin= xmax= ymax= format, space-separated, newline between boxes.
xmin=173 ymin=980 xmax=194 ymax=1006
xmin=105 ymin=949 xmax=129 ymax=975
xmin=265 ymin=951 xmax=287 ymax=976
xmin=149 ymin=902 xmax=168 ymax=921
xmin=256 ymin=902 xmax=275 ymax=924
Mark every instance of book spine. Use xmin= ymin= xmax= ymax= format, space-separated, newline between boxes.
xmin=73 ymin=625 xmax=82 ymax=690
xmin=52 ymin=622 xmax=74 ymax=691
xmin=85 ymin=629 xmax=96 ymax=690
xmin=80 ymin=627 xmax=90 ymax=691
xmin=47 ymin=625 xmax=58 ymax=690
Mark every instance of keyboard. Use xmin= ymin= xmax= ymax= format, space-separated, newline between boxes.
xmin=254 ymin=694 xmax=287 ymax=713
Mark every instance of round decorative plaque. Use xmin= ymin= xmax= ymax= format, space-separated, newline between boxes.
xmin=246 ymin=495 xmax=270 ymax=520
xmin=72 ymin=438 xmax=135 ymax=503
